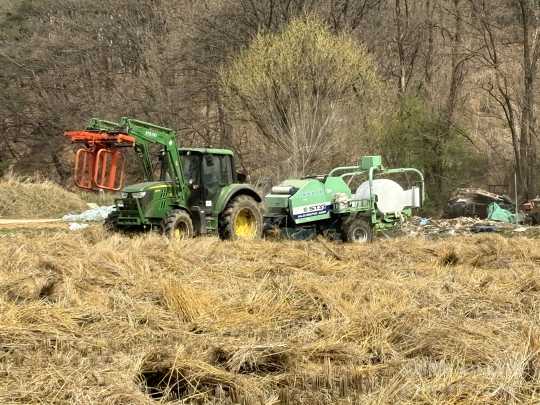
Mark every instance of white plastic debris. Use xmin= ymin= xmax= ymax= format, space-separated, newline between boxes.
xmin=68 ymin=223 xmax=89 ymax=231
xmin=419 ymin=218 xmax=430 ymax=226
xmin=63 ymin=206 xmax=114 ymax=222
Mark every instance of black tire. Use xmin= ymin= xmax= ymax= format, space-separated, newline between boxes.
xmin=162 ymin=209 xmax=194 ymax=240
xmin=219 ymin=195 xmax=263 ymax=240
xmin=104 ymin=211 xmax=119 ymax=232
xmin=341 ymin=216 xmax=373 ymax=243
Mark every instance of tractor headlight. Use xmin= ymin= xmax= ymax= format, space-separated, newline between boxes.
xmin=121 ymin=192 xmax=129 ymax=199
xmin=132 ymin=191 xmax=147 ymax=199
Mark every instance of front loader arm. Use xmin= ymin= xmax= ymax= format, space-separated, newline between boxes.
xmin=65 ymin=117 xmax=189 ymax=195
xmin=118 ymin=117 xmax=189 ymax=198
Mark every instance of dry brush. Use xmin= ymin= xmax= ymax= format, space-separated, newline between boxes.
xmin=0 ymin=228 xmax=539 ymax=404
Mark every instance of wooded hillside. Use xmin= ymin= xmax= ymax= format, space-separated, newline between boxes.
xmin=1 ymin=0 xmax=539 ymax=206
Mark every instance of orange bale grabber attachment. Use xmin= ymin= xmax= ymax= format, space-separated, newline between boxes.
xmin=64 ymin=129 xmax=135 ymax=191
xmin=94 ymin=148 xmax=127 ymax=191
xmin=73 ymin=148 xmax=96 ymax=190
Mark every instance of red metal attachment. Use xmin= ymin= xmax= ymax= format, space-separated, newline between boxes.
xmin=65 ymin=131 xmax=135 ymax=191
xmin=73 ymin=148 xmax=96 ymax=190
xmin=65 ymin=131 xmax=135 ymax=145
xmin=94 ymin=148 xmax=126 ymax=191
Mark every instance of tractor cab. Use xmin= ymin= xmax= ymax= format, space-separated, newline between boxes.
xmin=180 ymin=148 xmax=237 ymax=211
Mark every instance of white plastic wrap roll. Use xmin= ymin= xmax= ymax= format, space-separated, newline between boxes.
xmin=355 ymin=179 xmax=406 ymax=214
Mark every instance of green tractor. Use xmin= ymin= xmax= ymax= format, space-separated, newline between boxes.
xmin=263 ymin=156 xmax=424 ymax=242
xmin=65 ymin=117 xmax=262 ymax=240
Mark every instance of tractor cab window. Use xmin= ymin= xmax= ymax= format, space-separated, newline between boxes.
xmin=159 ymin=149 xmax=174 ymax=181
xmin=182 ymin=153 xmax=201 ymax=185
xmin=202 ymin=155 xmax=221 ymax=202
xmin=219 ymin=155 xmax=234 ymax=185
xmin=182 ymin=152 xmax=203 ymax=207
xmin=180 ymin=152 xmax=235 ymax=207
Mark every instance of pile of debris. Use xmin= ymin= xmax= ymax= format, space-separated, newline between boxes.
xmin=398 ymin=216 xmax=527 ymax=238
xmin=521 ymin=196 xmax=540 ymax=225
xmin=445 ymin=187 xmax=540 ymax=225
xmin=397 ymin=187 xmax=540 ymax=238
xmin=445 ymin=188 xmax=514 ymax=220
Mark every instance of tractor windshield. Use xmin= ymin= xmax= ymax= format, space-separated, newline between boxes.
xmin=182 ymin=153 xmax=201 ymax=185
xmin=140 ymin=144 xmax=173 ymax=182
xmin=158 ymin=150 xmax=172 ymax=181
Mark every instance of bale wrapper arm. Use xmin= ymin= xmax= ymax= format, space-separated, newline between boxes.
xmin=329 ymin=158 xmax=424 ymax=230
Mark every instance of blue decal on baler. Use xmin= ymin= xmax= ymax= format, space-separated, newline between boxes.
xmin=292 ymin=202 xmax=332 ymax=219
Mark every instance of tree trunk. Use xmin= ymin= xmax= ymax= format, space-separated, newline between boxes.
xmin=216 ymin=89 xmax=232 ymax=148
xmin=431 ymin=0 xmax=465 ymax=198
xmin=518 ymin=0 xmax=539 ymax=198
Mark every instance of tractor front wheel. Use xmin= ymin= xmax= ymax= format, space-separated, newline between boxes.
xmin=104 ymin=211 xmax=119 ymax=232
xmin=219 ymin=195 xmax=263 ymax=240
xmin=341 ymin=216 xmax=373 ymax=243
xmin=163 ymin=209 xmax=194 ymax=240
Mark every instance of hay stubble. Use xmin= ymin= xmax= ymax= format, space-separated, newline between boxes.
xmin=0 ymin=229 xmax=539 ymax=404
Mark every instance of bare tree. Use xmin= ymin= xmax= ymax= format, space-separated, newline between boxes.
xmin=470 ymin=0 xmax=540 ymax=198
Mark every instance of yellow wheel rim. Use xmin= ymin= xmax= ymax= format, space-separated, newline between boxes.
xmin=234 ymin=208 xmax=257 ymax=239
xmin=174 ymin=223 xmax=186 ymax=239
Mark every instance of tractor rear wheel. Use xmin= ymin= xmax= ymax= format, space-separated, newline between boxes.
xmin=163 ymin=209 xmax=194 ymax=240
xmin=341 ymin=216 xmax=373 ymax=243
xmin=219 ymin=195 xmax=262 ymax=240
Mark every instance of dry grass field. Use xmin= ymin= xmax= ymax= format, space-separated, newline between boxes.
xmin=0 ymin=174 xmax=87 ymax=219
xmin=1 ymin=225 xmax=540 ymax=404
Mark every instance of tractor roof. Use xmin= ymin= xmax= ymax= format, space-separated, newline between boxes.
xmin=179 ymin=147 xmax=234 ymax=156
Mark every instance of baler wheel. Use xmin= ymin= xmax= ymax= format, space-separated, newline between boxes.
xmin=219 ymin=195 xmax=262 ymax=240
xmin=341 ymin=217 xmax=373 ymax=243
xmin=163 ymin=210 xmax=194 ymax=240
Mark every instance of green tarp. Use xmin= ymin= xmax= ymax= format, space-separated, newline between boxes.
xmin=487 ymin=202 xmax=517 ymax=223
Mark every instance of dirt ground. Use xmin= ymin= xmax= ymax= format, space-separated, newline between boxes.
xmin=0 ymin=218 xmax=66 ymax=228
xmin=1 ymin=226 xmax=539 ymax=404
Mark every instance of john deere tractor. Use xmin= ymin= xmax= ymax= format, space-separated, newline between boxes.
xmin=65 ymin=117 xmax=262 ymax=240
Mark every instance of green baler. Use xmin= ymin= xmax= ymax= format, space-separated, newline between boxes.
xmin=263 ymin=156 xmax=424 ymax=242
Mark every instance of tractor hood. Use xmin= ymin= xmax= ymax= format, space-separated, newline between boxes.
xmin=122 ymin=181 xmax=172 ymax=193
xmin=117 ymin=181 xmax=176 ymax=225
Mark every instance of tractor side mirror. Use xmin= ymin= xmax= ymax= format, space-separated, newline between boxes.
xmin=237 ymin=172 xmax=247 ymax=183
